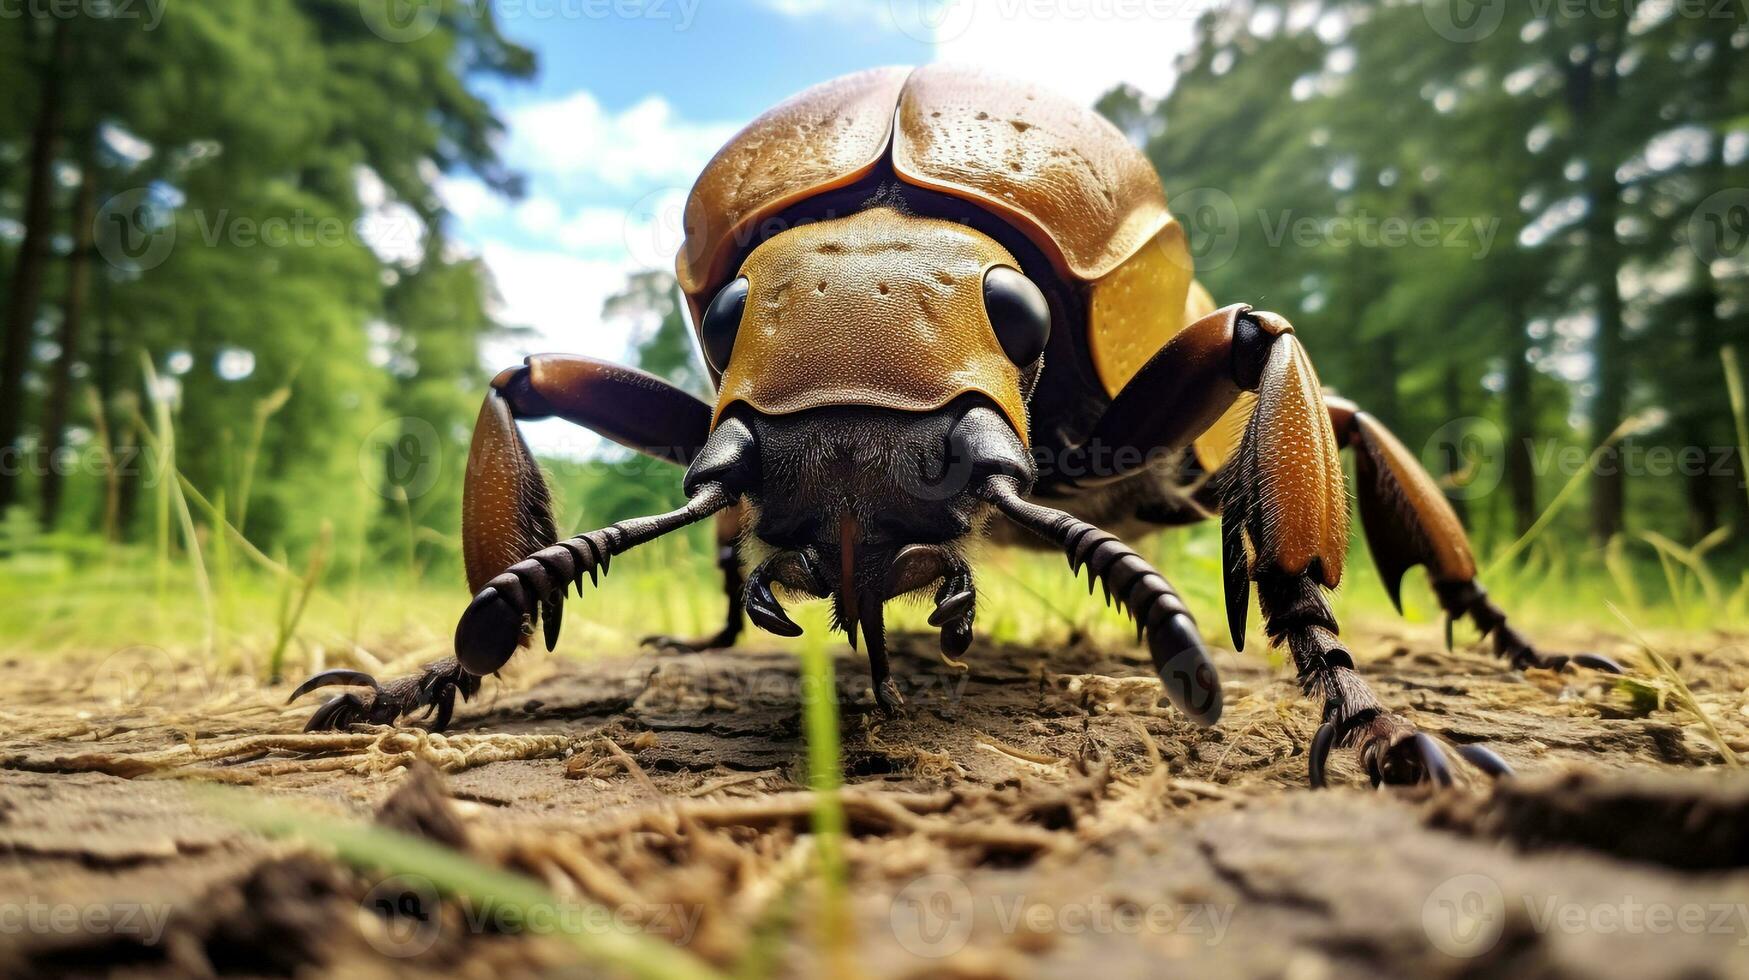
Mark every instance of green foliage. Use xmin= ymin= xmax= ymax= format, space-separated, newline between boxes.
xmin=0 ymin=0 xmax=533 ymax=562
xmin=1134 ymin=0 xmax=1749 ymax=553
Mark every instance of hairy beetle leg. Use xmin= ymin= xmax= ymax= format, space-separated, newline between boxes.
xmin=1308 ymin=713 xmax=1514 ymax=789
xmin=287 ymin=658 xmax=481 ymax=733
xmin=981 ymin=477 xmax=1223 ymax=726
xmin=1257 ymin=572 xmax=1513 ymax=790
xmin=453 ymin=486 xmax=735 ymax=677
xmin=1433 ymin=580 xmax=1624 ymax=674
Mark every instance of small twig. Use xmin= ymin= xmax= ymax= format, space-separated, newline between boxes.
xmin=601 ymin=736 xmax=661 ymax=796
xmin=976 ymin=732 xmax=1064 ymax=767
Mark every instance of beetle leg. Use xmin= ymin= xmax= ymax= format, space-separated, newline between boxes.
xmin=1267 ymin=573 xmax=1509 ymax=789
xmin=287 ymin=658 xmax=481 ymax=733
xmin=1075 ymin=304 xmax=1516 ymax=785
xmin=1205 ymin=308 xmax=1511 ymax=787
xmin=932 ymin=572 xmax=976 ymax=661
xmin=1334 ymin=398 xmax=1622 ymax=673
xmin=1327 ymin=396 xmax=1624 ymax=675
xmin=883 ymin=543 xmax=976 ymax=660
xmin=463 ymin=354 xmax=716 ymax=652
xmin=455 ymin=484 xmax=737 ymax=675
xmin=288 ymin=486 xmax=736 ymax=733
xmin=643 ymin=507 xmax=747 ymax=652
xmin=980 ymin=476 xmax=1222 ymax=726
xmin=860 ymin=596 xmax=903 ymax=716
xmin=743 ymin=548 xmax=827 ymax=638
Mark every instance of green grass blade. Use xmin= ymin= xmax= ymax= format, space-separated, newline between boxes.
xmin=1483 ymin=414 xmax=1648 ymax=580
xmin=797 ymin=631 xmax=852 ymax=971
xmin=267 ymin=521 xmax=331 ymax=683
xmin=206 ymin=787 xmax=725 ymax=980
xmin=1604 ymin=602 xmax=1739 ymax=768
xmin=1722 ymin=346 xmax=1749 ymax=519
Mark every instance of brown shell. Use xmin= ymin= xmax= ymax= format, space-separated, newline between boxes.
xmin=891 ymin=64 xmax=1171 ymax=283
xmin=678 ymin=66 xmax=1175 ymax=312
xmin=676 ymin=67 xmax=909 ymax=304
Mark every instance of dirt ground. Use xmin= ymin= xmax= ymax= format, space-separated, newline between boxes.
xmin=3 ymin=621 xmax=1749 ymax=978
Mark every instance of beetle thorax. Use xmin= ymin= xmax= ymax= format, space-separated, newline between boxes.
xmin=711 ymin=208 xmax=1030 ymax=443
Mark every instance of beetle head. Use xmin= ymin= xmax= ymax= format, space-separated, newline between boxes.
xmin=687 ymin=397 xmax=1032 ymax=628
xmin=683 ymin=206 xmax=1055 ymax=633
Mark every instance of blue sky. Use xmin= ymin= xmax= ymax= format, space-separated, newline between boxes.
xmin=442 ymin=0 xmax=1206 ymax=453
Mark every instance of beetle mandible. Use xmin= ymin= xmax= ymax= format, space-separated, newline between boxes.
xmin=290 ymin=66 xmax=1622 ymax=788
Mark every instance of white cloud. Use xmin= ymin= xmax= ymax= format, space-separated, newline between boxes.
xmin=514 ymin=195 xmax=564 ymax=236
xmin=486 ymin=187 xmax=691 ymax=272
xmin=480 ymin=242 xmax=639 ymax=364
xmin=354 ymin=166 xmax=427 ymax=266
xmin=507 ymin=92 xmax=738 ymax=190
xmin=757 ymin=0 xmax=1202 ymax=104
xmin=478 ymin=242 xmax=650 ymax=456
xmin=934 ymin=1 xmax=1203 ymax=104
xmin=439 ymin=176 xmax=504 ymax=223
xmin=755 ymin=0 xmax=890 ymax=19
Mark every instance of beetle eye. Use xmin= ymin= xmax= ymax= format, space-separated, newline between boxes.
xmin=700 ymin=277 xmax=748 ymax=372
xmin=983 ymin=267 xmax=1050 ymax=366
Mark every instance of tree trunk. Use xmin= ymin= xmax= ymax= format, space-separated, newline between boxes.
xmin=0 ymin=19 xmax=72 ymax=513
xmin=38 ymin=137 xmax=98 ymax=528
xmin=1680 ymin=35 xmax=1736 ymax=542
xmin=1564 ymin=18 xmax=1630 ymax=544
xmin=1441 ymin=362 xmax=1468 ymax=525
xmin=1585 ymin=219 xmax=1627 ymax=543
xmin=93 ymin=261 xmax=121 ymax=541
xmin=1503 ymin=300 xmax=1538 ymax=536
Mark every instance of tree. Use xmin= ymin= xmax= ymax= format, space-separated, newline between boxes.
xmin=0 ymin=18 xmax=72 ymax=511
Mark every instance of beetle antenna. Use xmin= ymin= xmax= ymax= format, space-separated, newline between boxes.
xmin=454 ymin=483 xmax=737 ymax=675
xmin=978 ymin=476 xmax=1223 ymax=725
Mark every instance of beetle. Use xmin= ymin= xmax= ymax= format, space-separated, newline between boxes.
xmin=290 ymin=66 xmax=1622 ymax=788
